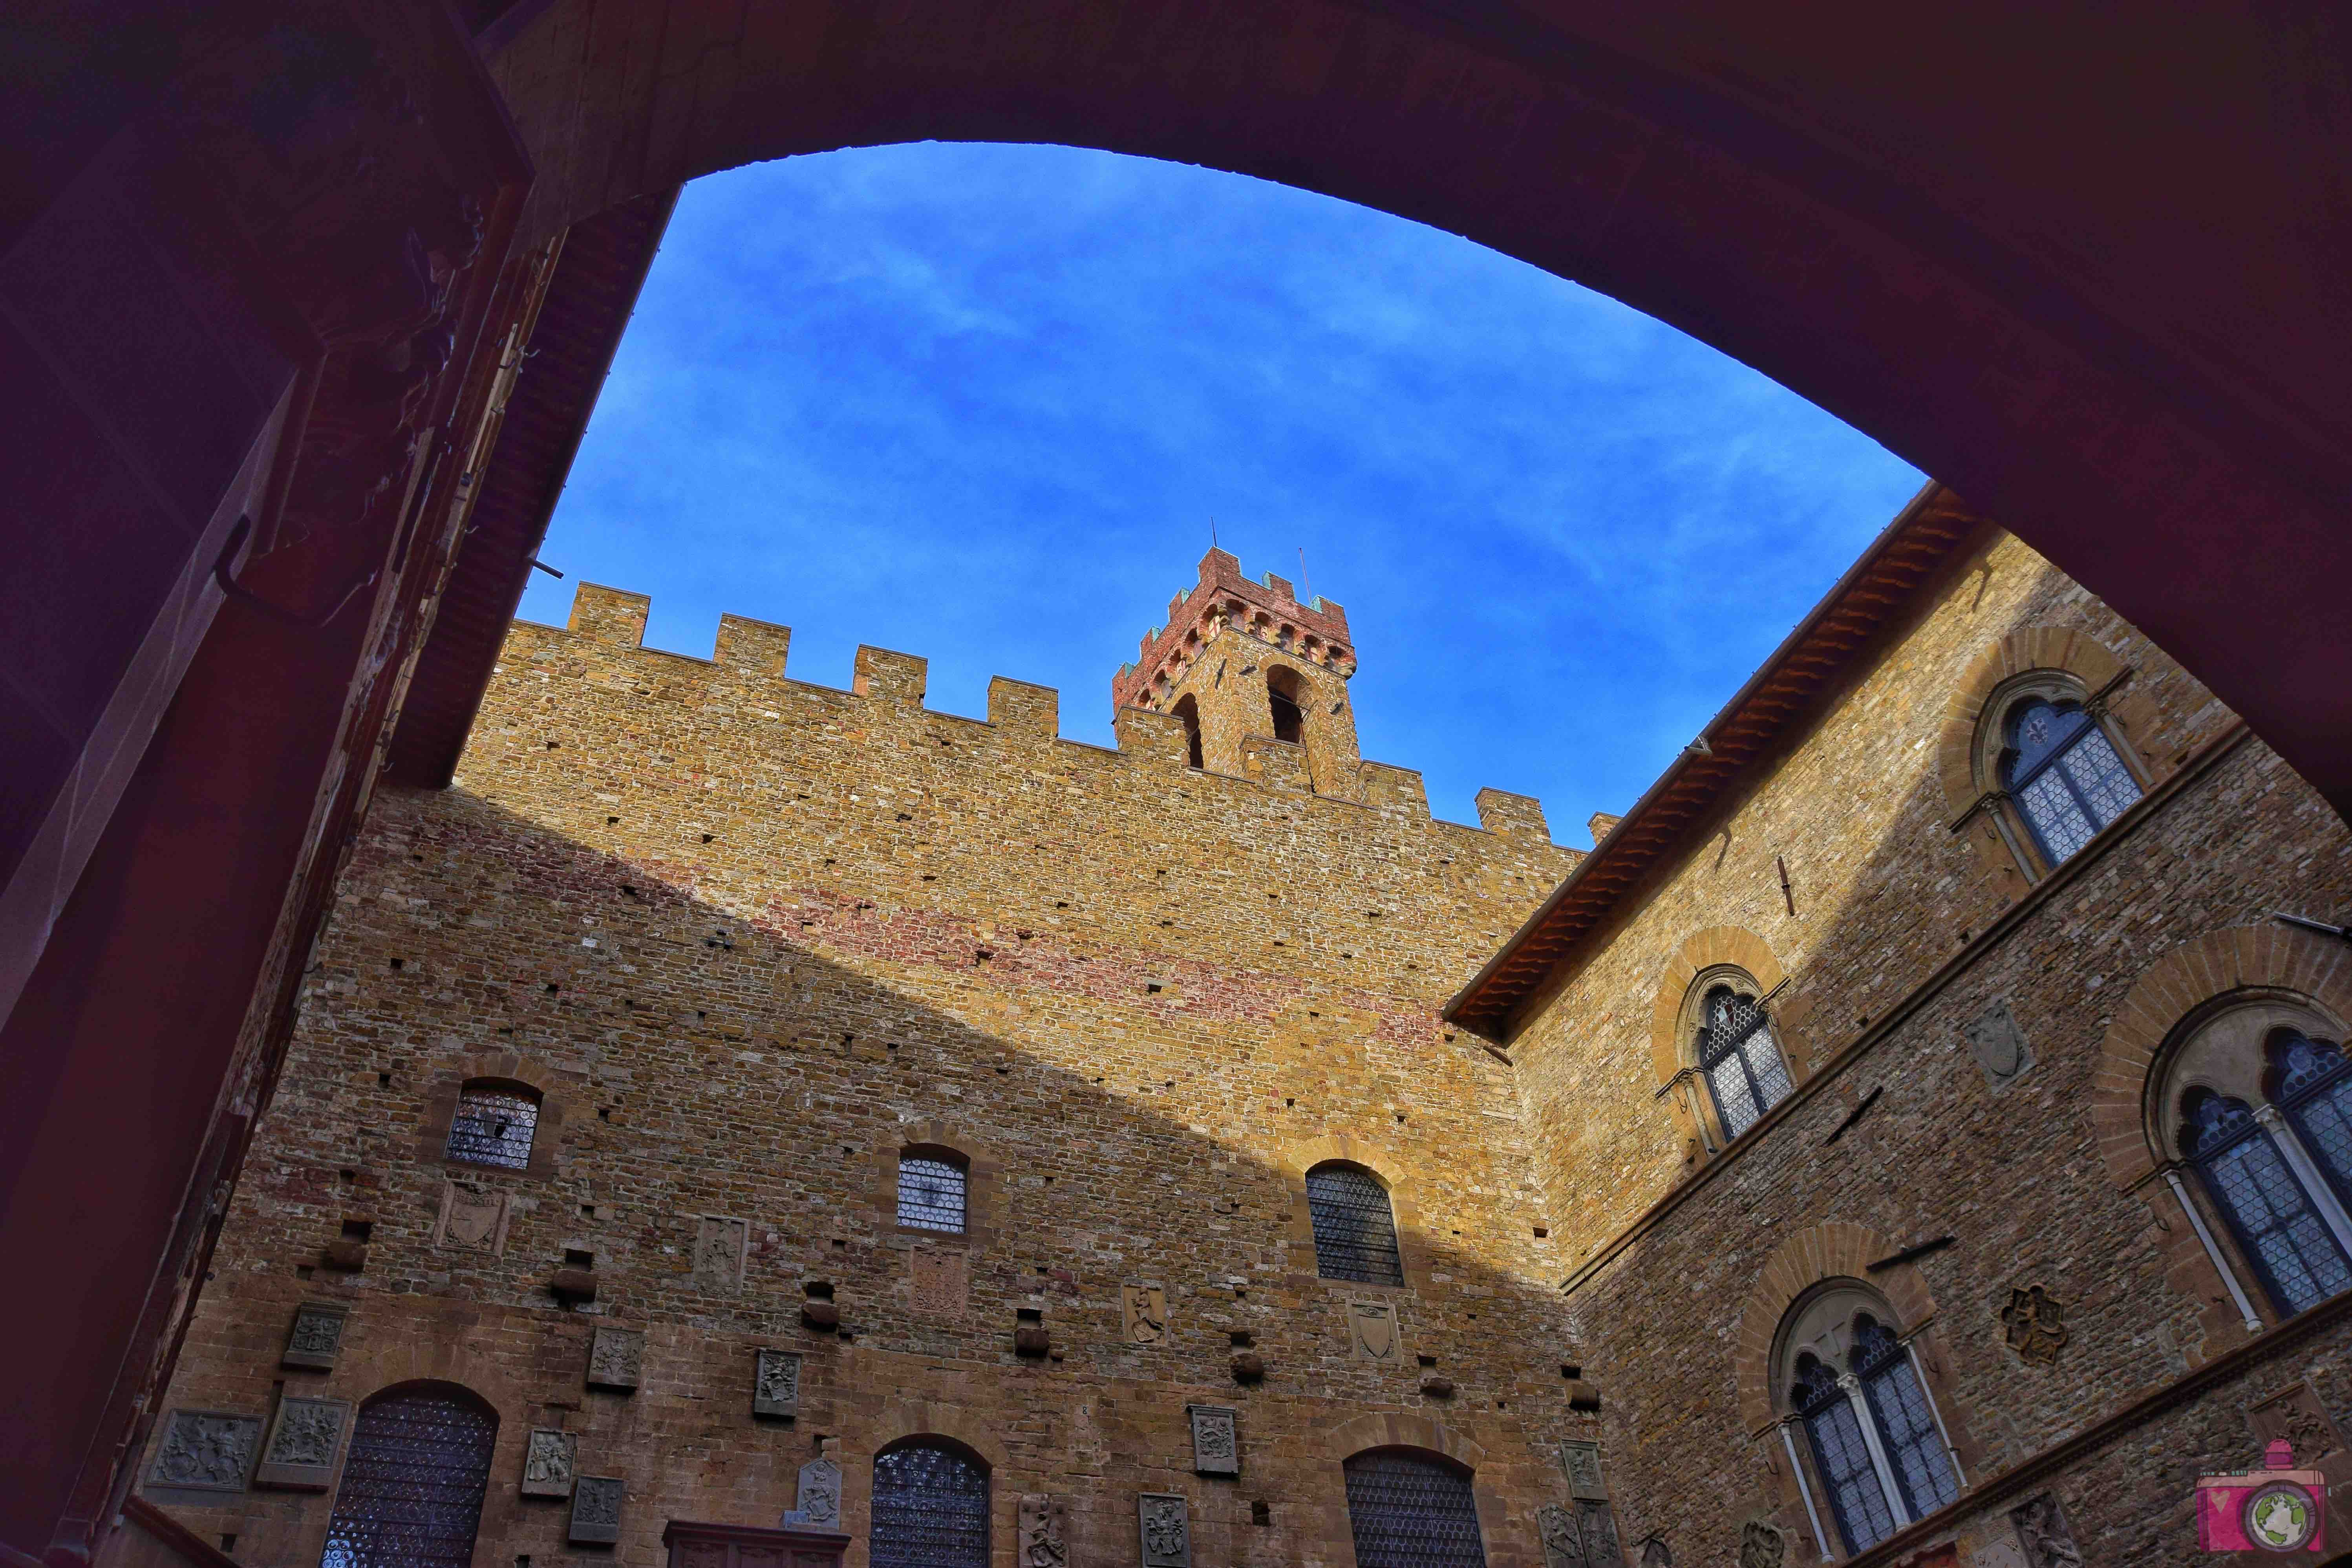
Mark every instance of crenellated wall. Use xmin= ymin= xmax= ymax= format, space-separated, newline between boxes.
xmin=138 ymin=580 xmax=1588 ymax=1567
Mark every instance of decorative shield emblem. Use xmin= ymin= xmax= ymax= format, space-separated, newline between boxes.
xmin=2001 ymin=1284 xmax=2067 ymax=1364
xmin=1349 ymin=1300 xmax=1400 ymax=1361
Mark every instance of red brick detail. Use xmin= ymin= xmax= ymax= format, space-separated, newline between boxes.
xmin=1112 ymin=549 xmax=1354 ymax=713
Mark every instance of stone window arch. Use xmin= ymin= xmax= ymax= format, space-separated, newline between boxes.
xmin=2094 ymin=927 xmax=2352 ymax=1351
xmin=1266 ymin=665 xmax=1306 ymax=745
xmin=1683 ymin=972 xmax=1796 ymax=1145
xmin=1650 ymin=929 xmax=1807 ymax=1164
xmin=417 ymin=1053 xmax=573 ymax=1181
xmin=1940 ymin=628 xmax=2151 ymax=884
xmin=1773 ymin=1283 xmax=1962 ymax=1556
xmin=875 ymin=1123 xmax=1001 ymax=1247
xmin=896 ymin=1146 xmax=970 ymax=1234
xmin=1342 ymin=1447 xmax=1487 ymax=1568
xmin=1305 ymin=1160 xmax=1406 ymax=1286
xmin=869 ymin=1437 xmax=989 ymax=1568
xmin=443 ymin=1079 xmax=540 ymax=1170
xmin=319 ymin=1381 xmax=498 ymax=1568
xmin=2153 ymin=995 xmax=2352 ymax=1320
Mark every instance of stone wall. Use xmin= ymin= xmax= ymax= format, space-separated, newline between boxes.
xmin=139 ymin=584 xmax=1588 ymax=1567
xmin=1503 ymin=532 xmax=2352 ymax=1565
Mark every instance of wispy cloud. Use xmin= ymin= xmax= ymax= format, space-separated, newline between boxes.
xmin=523 ymin=143 xmax=1922 ymax=831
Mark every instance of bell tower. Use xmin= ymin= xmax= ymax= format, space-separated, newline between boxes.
xmin=1113 ymin=549 xmax=1363 ymax=795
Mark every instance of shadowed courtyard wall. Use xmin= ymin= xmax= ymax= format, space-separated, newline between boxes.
xmin=136 ymin=565 xmax=1592 ymax=1566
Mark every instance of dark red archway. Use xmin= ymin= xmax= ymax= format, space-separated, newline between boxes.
xmin=5 ymin=4 xmax=2350 ymax=1560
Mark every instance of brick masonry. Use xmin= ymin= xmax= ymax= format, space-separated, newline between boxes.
xmin=140 ymin=553 xmax=1586 ymax=1566
xmin=142 ymin=517 xmax=2352 ymax=1568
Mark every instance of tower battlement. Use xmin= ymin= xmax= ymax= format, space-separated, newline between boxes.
xmin=1111 ymin=548 xmax=1354 ymax=713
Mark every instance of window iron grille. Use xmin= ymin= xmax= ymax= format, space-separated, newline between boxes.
xmin=1698 ymin=989 xmax=1793 ymax=1140
xmin=2186 ymin=1090 xmax=2352 ymax=1317
xmin=1342 ymin=1450 xmax=1487 ymax=1568
xmin=2001 ymin=700 xmax=2140 ymax=867
xmin=898 ymin=1155 xmax=969 ymax=1233
xmin=319 ymin=1388 xmax=497 ymax=1568
xmin=870 ymin=1441 xmax=989 ymax=1568
xmin=1853 ymin=1318 xmax=1958 ymax=1519
xmin=1793 ymin=1354 xmax=1895 ymax=1555
xmin=444 ymin=1085 xmax=538 ymax=1169
xmin=1306 ymin=1164 xmax=1405 ymax=1286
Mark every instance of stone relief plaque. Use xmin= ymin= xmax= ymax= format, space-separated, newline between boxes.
xmin=912 ymin=1248 xmax=969 ymax=1317
xmin=694 ymin=1214 xmax=749 ymax=1288
xmin=753 ymin=1348 xmax=803 ymax=1418
xmin=1138 ymin=1492 xmax=1190 ymax=1568
xmin=1561 ymin=1439 xmax=1608 ymax=1501
xmin=795 ymin=1457 xmax=842 ymax=1527
xmin=1735 ymin=1519 xmax=1784 ymax=1568
xmin=1538 ymin=1503 xmax=1587 ymax=1568
xmin=280 ymin=1301 xmax=349 ymax=1370
xmin=1346 ymin=1299 xmax=1402 ymax=1363
xmin=2006 ymin=1492 xmax=2082 ymax=1568
xmin=521 ymin=1428 xmax=577 ymax=1498
xmin=254 ymin=1396 xmax=349 ymax=1490
xmin=1967 ymin=1532 xmax=2028 ymax=1568
xmin=1637 ymin=1536 xmax=1671 ymax=1568
xmin=2250 ymin=1378 xmax=2347 ymax=1464
xmin=433 ymin=1181 xmax=511 ymax=1254
xmin=570 ymin=1474 xmax=625 ymax=1544
xmin=1580 ymin=1504 xmax=1624 ymax=1568
xmin=1964 ymin=998 xmax=2034 ymax=1092
xmin=146 ymin=1410 xmax=263 ymax=1493
xmin=1122 ymin=1284 xmax=1169 ymax=1344
xmin=2001 ymin=1285 xmax=2067 ymax=1365
xmin=1187 ymin=1405 xmax=1238 ymax=1476
xmin=1020 ymin=1493 xmax=1072 ymax=1568
xmin=587 ymin=1325 xmax=644 ymax=1390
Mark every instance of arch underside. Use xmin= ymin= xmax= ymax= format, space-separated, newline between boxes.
xmin=480 ymin=0 xmax=2352 ymax=819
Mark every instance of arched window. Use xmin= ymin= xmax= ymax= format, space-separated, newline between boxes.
xmin=1995 ymin=694 xmax=2141 ymax=869
xmin=1305 ymin=1162 xmax=1405 ymax=1286
xmin=1778 ymin=1287 xmax=1961 ymax=1557
xmin=1266 ymin=666 xmax=1305 ymax=745
xmin=1694 ymin=983 xmax=1794 ymax=1142
xmin=2154 ymin=1001 xmax=2352 ymax=1322
xmin=1172 ymin=693 xmax=1204 ymax=769
xmin=444 ymin=1080 xmax=539 ymax=1169
xmin=1342 ymin=1448 xmax=1487 ymax=1568
xmin=898 ymin=1149 xmax=969 ymax=1233
xmin=2183 ymin=1089 xmax=2351 ymax=1316
xmin=319 ymin=1383 xmax=497 ymax=1568
xmin=870 ymin=1439 xmax=989 ymax=1568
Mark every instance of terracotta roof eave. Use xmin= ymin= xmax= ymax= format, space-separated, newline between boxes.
xmin=1443 ymin=479 xmax=1977 ymax=1039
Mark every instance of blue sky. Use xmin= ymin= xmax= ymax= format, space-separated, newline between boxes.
xmin=521 ymin=142 xmax=1922 ymax=842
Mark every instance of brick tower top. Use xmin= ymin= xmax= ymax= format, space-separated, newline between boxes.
xmin=1112 ymin=549 xmax=1355 ymax=714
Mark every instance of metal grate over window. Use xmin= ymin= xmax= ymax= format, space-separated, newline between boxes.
xmin=1698 ymin=988 xmax=1794 ymax=1141
xmin=444 ymin=1084 xmax=538 ymax=1169
xmin=870 ymin=1440 xmax=989 ymax=1568
xmin=2001 ymin=699 xmax=2141 ymax=867
xmin=1794 ymin=1354 xmax=1895 ymax=1555
xmin=1342 ymin=1449 xmax=1487 ymax=1568
xmin=2186 ymin=1089 xmax=2352 ymax=1317
xmin=1306 ymin=1163 xmax=1405 ymax=1286
xmin=319 ymin=1387 xmax=497 ymax=1568
xmin=898 ymin=1154 xmax=969 ymax=1233
xmin=1854 ymin=1318 xmax=1959 ymax=1519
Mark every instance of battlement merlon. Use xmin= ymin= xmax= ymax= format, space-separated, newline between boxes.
xmin=532 ymin=583 xmax=1560 ymax=845
xmin=1110 ymin=548 xmax=1355 ymax=712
